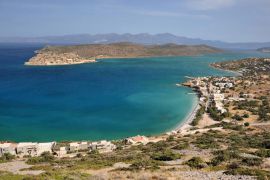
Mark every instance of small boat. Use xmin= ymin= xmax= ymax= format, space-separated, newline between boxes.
xmin=176 ymin=83 xmax=182 ymax=87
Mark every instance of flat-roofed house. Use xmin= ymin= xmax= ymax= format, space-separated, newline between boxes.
xmin=124 ymin=135 xmax=149 ymax=145
xmin=16 ymin=142 xmax=38 ymax=157
xmin=90 ymin=140 xmax=116 ymax=153
xmin=78 ymin=142 xmax=88 ymax=151
xmin=0 ymin=143 xmax=17 ymax=156
xmin=69 ymin=142 xmax=88 ymax=152
xmin=69 ymin=142 xmax=80 ymax=152
xmin=36 ymin=142 xmax=56 ymax=156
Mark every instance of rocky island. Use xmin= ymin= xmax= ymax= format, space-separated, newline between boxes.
xmin=25 ymin=42 xmax=222 ymax=66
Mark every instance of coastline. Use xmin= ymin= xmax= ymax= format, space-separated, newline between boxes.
xmin=25 ymin=59 xmax=96 ymax=66
xmin=209 ymin=64 xmax=242 ymax=76
xmin=171 ymin=63 xmax=241 ymax=134
xmin=173 ymin=92 xmax=200 ymax=132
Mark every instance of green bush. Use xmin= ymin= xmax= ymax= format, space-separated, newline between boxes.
xmin=194 ymin=133 xmax=220 ymax=149
xmin=151 ymin=149 xmax=181 ymax=161
xmin=26 ymin=151 xmax=54 ymax=164
xmin=130 ymin=159 xmax=161 ymax=170
xmin=225 ymin=167 xmax=270 ymax=180
xmin=241 ymin=157 xmax=263 ymax=166
xmin=255 ymin=149 xmax=270 ymax=158
xmin=0 ymin=153 xmax=15 ymax=163
xmin=191 ymin=106 xmax=205 ymax=126
xmin=173 ymin=142 xmax=189 ymax=150
xmin=210 ymin=149 xmax=240 ymax=166
xmin=232 ymin=114 xmax=244 ymax=121
xmin=244 ymin=122 xmax=250 ymax=127
xmin=185 ymin=157 xmax=205 ymax=169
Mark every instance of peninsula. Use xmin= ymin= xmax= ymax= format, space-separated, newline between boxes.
xmin=25 ymin=42 xmax=222 ymax=66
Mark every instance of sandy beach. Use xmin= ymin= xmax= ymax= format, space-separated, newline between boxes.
xmin=173 ymin=95 xmax=200 ymax=132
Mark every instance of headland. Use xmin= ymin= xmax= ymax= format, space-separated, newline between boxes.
xmin=25 ymin=42 xmax=222 ymax=66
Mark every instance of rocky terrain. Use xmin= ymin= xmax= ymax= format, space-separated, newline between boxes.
xmin=25 ymin=42 xmax=222 ymax=66
xmin=25 ymin=52 xmax=96 ymax=66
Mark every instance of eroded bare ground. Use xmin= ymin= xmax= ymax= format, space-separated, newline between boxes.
xmin=0 ymin=160 xmax=44 ymax=175
xmin=86 ymin=165 xmax=256 ymax=180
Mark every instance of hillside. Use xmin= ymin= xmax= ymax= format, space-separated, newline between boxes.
xmin=2 ymin=33 xmax=270 ymax=50
xmin=258 ymin=47 xmax=270 ymax=53
xmin=25 ymin=42 xmax=222 ymax=66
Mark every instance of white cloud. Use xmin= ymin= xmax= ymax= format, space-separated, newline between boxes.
xmin=186 ymin=0 xmax=235 ymax=10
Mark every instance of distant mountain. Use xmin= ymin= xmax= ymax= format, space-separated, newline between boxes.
xmin=1 ymin=33 xmax=270 ymax=50
xmin=257 ymin=47 xmax=270 ymax=53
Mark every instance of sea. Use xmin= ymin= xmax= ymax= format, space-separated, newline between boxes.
xmin=0 ymin=43 xmax=269 ymax=142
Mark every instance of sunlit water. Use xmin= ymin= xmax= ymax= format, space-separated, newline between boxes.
xmin=0 ymin=44 xmax=269 ymax=142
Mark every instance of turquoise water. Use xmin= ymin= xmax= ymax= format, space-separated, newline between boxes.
xmin=0 ymin=44 xmax=269 ymax=142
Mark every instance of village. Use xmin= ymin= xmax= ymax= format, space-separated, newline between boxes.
xmin=0 ymin=135 xmax=153 ymax=159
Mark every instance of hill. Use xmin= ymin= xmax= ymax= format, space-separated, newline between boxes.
xmin=2 ymin=33 xmax=270 ymax=50
xmin=258 ymin=47 xmax=270 ymax=53
xmin=25 ymin=42 xmax=222 ymax=66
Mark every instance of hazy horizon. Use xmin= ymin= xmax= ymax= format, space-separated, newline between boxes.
xmin=0 ymin=0 xmax=270 ymax=43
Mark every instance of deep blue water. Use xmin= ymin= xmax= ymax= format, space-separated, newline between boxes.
xmin=0 ymin=44 xmax=269 ymax=142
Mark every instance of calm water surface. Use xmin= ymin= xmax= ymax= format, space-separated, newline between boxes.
xmin=0 ymin=44 xmax=269 ymax=141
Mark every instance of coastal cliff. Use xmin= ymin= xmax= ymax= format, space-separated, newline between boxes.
xmin=25 ymin=42 xmax=222 ymax=66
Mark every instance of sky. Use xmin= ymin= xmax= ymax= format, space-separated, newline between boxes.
xmin=0 ymin=0 xmax=269 ymax=42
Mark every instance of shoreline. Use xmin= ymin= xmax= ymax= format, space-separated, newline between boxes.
xmin=209 ymin=64 xmax=242 ymax=76
xmin=173 ymin=92 xmax=200 ymax=132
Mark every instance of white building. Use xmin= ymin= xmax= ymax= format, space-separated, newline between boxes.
xmin=69 ymin=141 xmax=88 ymax=152
xmin=215 ymin=101 xmax=227 ymax=113
xmin=124 ymin=135 xmax=149 ymax=145
xmin=36 ymin=142 xmax=56 ymax=156
xmin=0 ymin=143 xmax=17 ymax=156
xmin=16 ymin=142 xmax=38 ymax=157
xmin=90 ymin=140 xmax=116 ymax=153
xmin=213 ymin=93 xmax=225 ymax=101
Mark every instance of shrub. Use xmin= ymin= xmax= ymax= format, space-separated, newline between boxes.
xmin=244 ymin=122 xmax=250 ymax=127
xmin=0 ymin=153 xmax=15 ymax=162
xmin=255 ymin=149 xmax=270 ymax=158
xmin=194 ymin=133 xmax=220 ymax=149
xmin=241 ymin=157 xmax=263 ymax=166
xmin=130 ymin=159 xmax=161 ymax=170
xmin=210 ymin=149 xmax=240 ymax=166
xmin=166 ymin=135 xmax=174 ymax=142
xmin=225 ymin=167 xmax=270 ymax=180
xmin=191 ymin=106 xmax=205 ymax=126
xmin=185 ymin=157 xmax=205 ymax=169
xmin=151 ymin=149 xmax=181 ymax=161
xmin=173 ymin=142 xmax=189 ymax=150
xmin=232 ymin=114 xmax=244 ymax=121
xmin=227 ymin=162 xmax=239 ymax=170
xmin=26 ymin=152 xmax=54 ymax=164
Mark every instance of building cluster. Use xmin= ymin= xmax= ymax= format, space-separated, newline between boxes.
xmin=0 ymin=142 xmax=56 ymax=157
xmin=0 ymin=140 xmax=116 ymax=158
xmin=25 ymin=52 xmax=96 ymax=66
xmin=0 ymin=135 xmax=152 ymax=158
xmin=188 ymin=76 xmax=236 ymax=113
xmin=124 ymin=135 xmax=149 ymax=145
